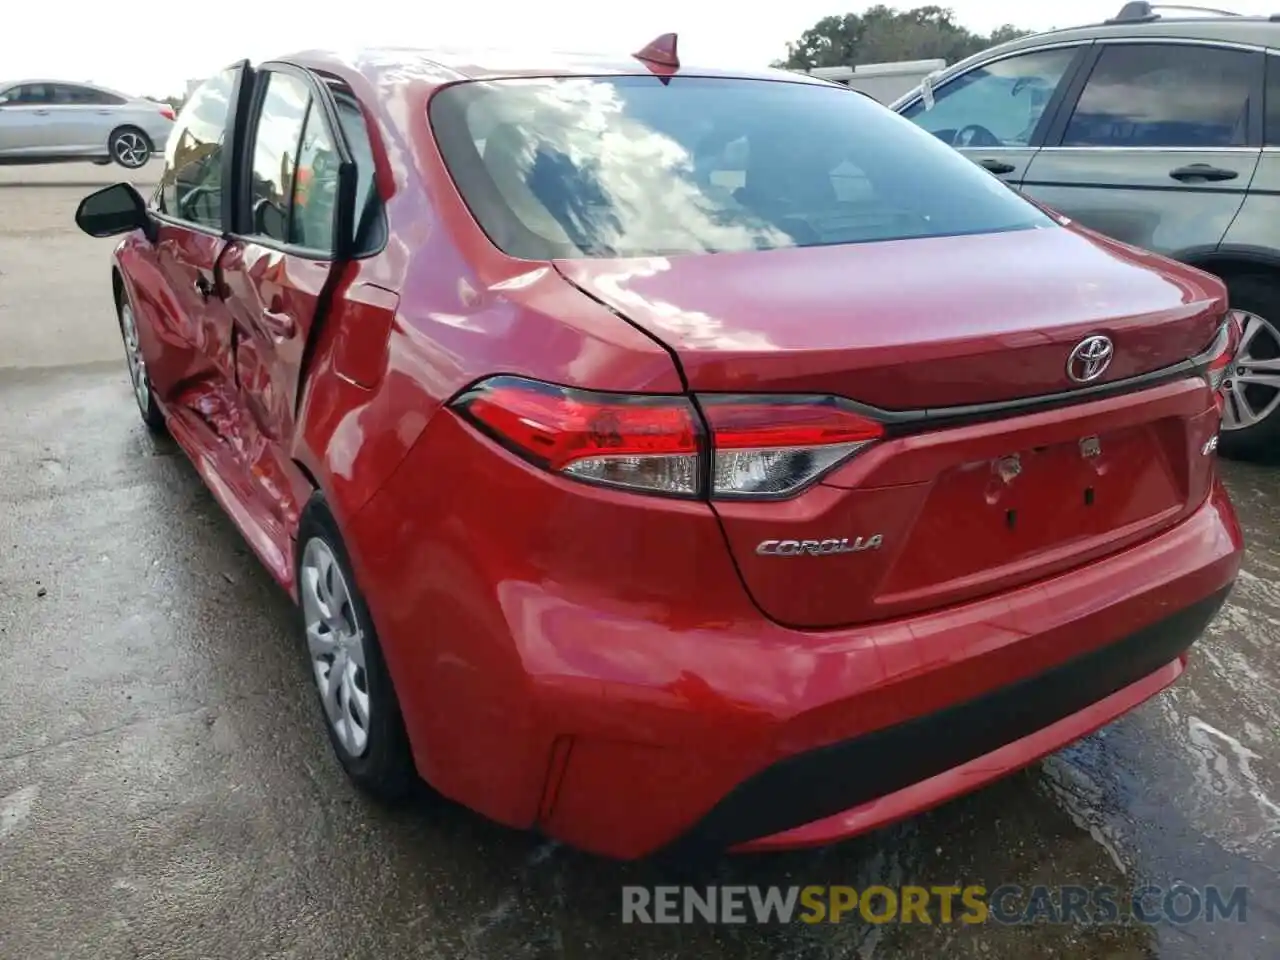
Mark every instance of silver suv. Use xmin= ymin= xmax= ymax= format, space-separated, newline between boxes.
xmin=892 ymin=1 xmax=1280 ymax=461
xmin=0 ymin=80 xmax=175 ymax=169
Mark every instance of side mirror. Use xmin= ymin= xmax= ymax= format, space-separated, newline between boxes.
xmin=252 ymin=196 xmax=287 ymax=241
xmin=75 ymin=182 xmax=154 ymax=241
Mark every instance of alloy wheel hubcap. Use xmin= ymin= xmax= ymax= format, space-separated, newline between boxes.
xmin=120 ymin=304 xmax=150 ymax=413
xmin=300 ymin=538 xmax=371 ymax=758
xmin=1222 ymin=310 xmax=1280 ymax=431
xmin=114 ymin=132 xmax=148 ymax=168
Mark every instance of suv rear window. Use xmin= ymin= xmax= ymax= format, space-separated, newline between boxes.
xmin=430 ymin=76 xmax=1053 ymax=260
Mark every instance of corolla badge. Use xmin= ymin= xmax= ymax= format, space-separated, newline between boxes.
xmin=1066 ymin=335 xmax=1114 ymax=384
xmin=756 ymin=536 xmax=884 ymax=557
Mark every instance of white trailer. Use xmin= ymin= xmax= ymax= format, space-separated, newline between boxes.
xmin=805 ymin=58 xmax=947 ymax=103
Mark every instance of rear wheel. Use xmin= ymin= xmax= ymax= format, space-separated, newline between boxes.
xmin=296 ymin=501 xmax=416 ymax=801
xmin=1220 ymin=275 xmax=1280 ymax=462
xmin=109 ymin=126 xmax=151 ymax=169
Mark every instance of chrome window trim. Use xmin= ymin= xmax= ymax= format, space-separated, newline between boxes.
xmin=149 ymin=210 xmax=224 ymax=237
xmin=1095 ymin=35 xmax=1269 ymax=55
xmin=1035 ymin=145 xmax=1261 ymax=153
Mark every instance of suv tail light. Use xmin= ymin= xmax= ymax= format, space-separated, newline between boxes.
xmin=451 ymin=376 xmax=883 ymax=499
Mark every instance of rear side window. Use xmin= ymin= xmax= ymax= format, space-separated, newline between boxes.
xmin=1062 ymin=44 xmax=1258 ymax=148
xmin=290 ymin=103 xmax=341 ymax=250
xmin=60 ymin=85 xmax=126 ymax=106
xmin=329 ymin=86 xmax=383 ymax=252
xmin=430 ymin=76 xmax=1053 ymax=260
xmin=243 ymin=70 xmax=348 ymax=254
xmin=246 ymin=71 xmax=310 ymax=243
xmin=156 ymin=67 xmax=238 ymax=229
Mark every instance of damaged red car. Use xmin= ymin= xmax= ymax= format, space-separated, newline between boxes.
xmin=75 ymin=38 xmax=1244 ymax=859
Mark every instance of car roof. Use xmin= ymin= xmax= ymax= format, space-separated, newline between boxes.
xmin=1001 ymin=16 xmax=1280 ymax=52
xmin=281 ymin=45 xmax=830 ymax=95
xmin=889 ymin=13 xmax=1280 ymax=108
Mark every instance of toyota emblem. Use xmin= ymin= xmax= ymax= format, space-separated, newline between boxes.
xmin=1066 ymin=335 xmax=1114 ymax=383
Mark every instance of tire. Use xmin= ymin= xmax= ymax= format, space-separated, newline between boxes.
xmin=116 ymin=296 xmax=166 ymax=434
xmin=1219 ymin=274 xmax=1280 ymax=463
xmin=109 ymin=126 xmax=152 ymax=169
xmin=296 ymin=500 xmax=416 ymax=802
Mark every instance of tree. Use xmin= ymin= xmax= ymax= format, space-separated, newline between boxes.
xmin=776 ymin=5 xmax=1032 ymax=71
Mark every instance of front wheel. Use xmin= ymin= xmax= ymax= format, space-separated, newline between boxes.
xmin=1219 ymin=275 xmax=1280 ymax=462
xmin=109 ymin=127 xmax=151 ymax=169
xmin=117 ymin=299 xmax=166 ymax=433
xmin=296 ymin=502 xmax=416 ymax=801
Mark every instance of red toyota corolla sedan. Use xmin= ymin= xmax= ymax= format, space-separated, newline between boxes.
xmin=74 ymin=38 xmax=1245 ymax=859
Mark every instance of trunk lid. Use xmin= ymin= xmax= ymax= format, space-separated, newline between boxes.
xmin=555 ymin=225 xmax=1224 ymax=407
xmin=557 ymin=226 xmax=1226 ymax=628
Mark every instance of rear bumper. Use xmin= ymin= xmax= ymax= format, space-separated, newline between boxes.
xmin=131 ymin=116 xmax=174 ymax=150
xmin=531 ymin=483 xmax=1241 ymax=859
xmin=694 ymin=586 xmax=1227 ymax=855
xmin=349 ymin=412 xmax=1242 ymax=859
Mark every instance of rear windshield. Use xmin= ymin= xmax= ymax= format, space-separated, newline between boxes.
xmin=429 ymin=75 xmax=1053 ymax=260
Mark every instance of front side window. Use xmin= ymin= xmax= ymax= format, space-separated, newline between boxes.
xmin=901 ymin=48 xmax=1077 ymax=148
xmin=0 ymin=83 xmax=54 ymax=105
xmin=430 ymin=76 xmax=1053 ymax=261
xmin=1063 ymin=44 xmax=1258 ymax=148
xmin=156 ymin=67 xmax=237 ymax=229
xmin=246 ymin=71 xmax=310 ymax=244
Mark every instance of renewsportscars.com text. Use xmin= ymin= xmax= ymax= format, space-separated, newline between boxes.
xmin=621 ymin=884 xmax=1249 ymax=926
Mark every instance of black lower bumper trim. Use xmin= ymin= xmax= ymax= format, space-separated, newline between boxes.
xmin=667 ymin=586 xmax=1232 ymax=855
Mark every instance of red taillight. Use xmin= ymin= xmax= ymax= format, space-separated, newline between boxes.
xmin=452 ymin=376 xmax=883 ymax=499
xmin=700 ymin=396 xmax=883 ymax=498
xmin=159 ymin=105 xmax=176 ymax=121
xmin=453 ymin=377 xmax=701 ymax=496
xmin=1203 ymin=313 xmax=1243 ymax=394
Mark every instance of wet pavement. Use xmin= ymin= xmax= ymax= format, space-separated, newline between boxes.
xmin=0 ymin=181 xmax=1277 ymax=960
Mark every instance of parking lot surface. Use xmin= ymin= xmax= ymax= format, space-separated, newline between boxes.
xmin=1 ymin=166 xmax=1277 ymax=959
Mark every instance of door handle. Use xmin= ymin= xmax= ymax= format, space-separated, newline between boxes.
xmin=260 ymin=309 xmax=296 ymax=339
xmin=33 ymin=109 xmax=50 ymax=116
xmin=96 ymin=109 xmax=112 ymax=115
xmin=194 ymin=273 xmax=216 ymax=300
xmin=1169 ymin=164 xmax=1238 ymax=183
xmin=978 ymin=158 xmax=1016 ymax=175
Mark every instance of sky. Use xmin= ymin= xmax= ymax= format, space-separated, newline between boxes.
xmin=6 ymin=0 xmax=1280 ymax=97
